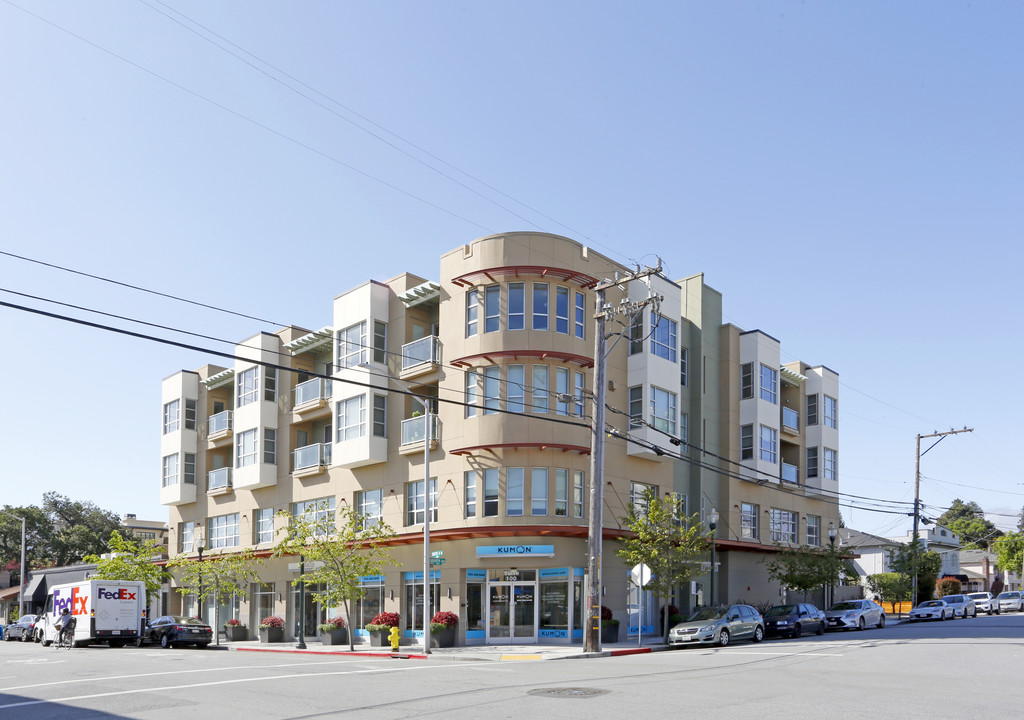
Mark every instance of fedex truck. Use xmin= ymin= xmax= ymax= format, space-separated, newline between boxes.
xmin=39 ymin=579 xmax=147 ymax=647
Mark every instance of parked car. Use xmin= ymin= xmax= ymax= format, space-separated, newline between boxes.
xmin=908 ymin=599 xmax=954 ymax=622
xmin=145 ymin=616 xmax=213 ymax=649
xmin=668 ymin=604 xmax=765 ymax=647
xmin=824 ymin=600 xmax=886 ymax=630
xmin=763 ymin=603 xmax=826 ymax=638
xmin=3 ymin=614 xmax=41 ymax=642
xmin=940 ymin=594 xmax=976 ymax=618
xmin=967 ymin=592 xmax=997 ymax=615
xmin=996 ymin=591 xmax=1024 ymax=613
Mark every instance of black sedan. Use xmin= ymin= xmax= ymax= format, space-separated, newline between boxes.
xmin=146 ymin=616 xmax=213 ymax=648
xmin=4 ymin=614 xmax=41 ymax=642
xmin=763 ymin=603 xmax=826 ymax=638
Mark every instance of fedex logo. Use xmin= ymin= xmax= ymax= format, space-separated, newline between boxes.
xmin=98 ymin=587 xmax=137 ymax=601
xmin=52 ymin=587 xmax=89 ymax=616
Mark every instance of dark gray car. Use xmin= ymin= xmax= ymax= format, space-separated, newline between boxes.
xmin=3 ymin=614 xmax=41 ymax=642
xmin=763 ymin=603 xmax=826 ymax=638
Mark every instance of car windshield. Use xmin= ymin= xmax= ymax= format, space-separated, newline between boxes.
xmin=967 ymin=594 xmax=987 ymax=599
xmin=997 ymin=592 xmax=1017 ymax=599
xmin=918 ymin=601 xmax=942 ymax=608
xmin=943 ymin=596 xmax=964 ymax=603
xmin=687 ymin=607 xmax=729 ymax=622
xmin=170 ymin=617 xmax=207 ymax=626
xmin=829 ymin=602 xmax=861 ymax=611
xmin=765 ymin=605 xmax=799 ymax=617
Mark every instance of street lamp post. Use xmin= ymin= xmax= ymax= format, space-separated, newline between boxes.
xmin=296 ymin=554 xmax=307 ymax=649
xmin=708 ymin=508 xmax=719 ymax=607
xmin=195 ymin=525 xmax=205 ymax=621
xmin=422 ymin=411 xmax=433 ymax=655
xmin=828 ymin=522 xmax=837 ymax=609
xmin=0 ymin=511 xmax=26 ymax=619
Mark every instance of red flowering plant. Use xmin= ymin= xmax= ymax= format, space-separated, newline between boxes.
xmin=430 ymin=611 xmax=459 ymax=633
xmin=601 ymin=606 xmax=619 ymax=628
xmin=366 ymin=612 xmax=400 ymax=632
xmin=259 ymin=616 xmax=285 ymax=629
xmin=318 ymin=616 xmax=346 ymax=632
xmin=224 ymin=618 xmax=244 ymax=628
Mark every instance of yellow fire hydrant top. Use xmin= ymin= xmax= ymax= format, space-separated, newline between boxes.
xmin=388 ymin=625 xmax=400 ymax=651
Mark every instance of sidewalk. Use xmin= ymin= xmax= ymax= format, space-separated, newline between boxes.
xmin=220 ymin=638 xmax=672 ymax=662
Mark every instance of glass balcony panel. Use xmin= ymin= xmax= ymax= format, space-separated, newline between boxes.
xmin=781 ymin=462 xmax=798 ymax=483
xmin=209 ymin=411 xmax=233 ymax=435
xmin=401 ymin=336 xmax=441 ymax=371
xmin=401 ymin=414 xmax=439 ymax=446
xmin=294 ymin=378 xmax=332 ymax=407
xmin=782 ymin=407 xmax=799 ymax=431
xmin=208 ymin=467 xmax=232 ymax=490
xmin=293 ymin=443 xmax=330 ymax=471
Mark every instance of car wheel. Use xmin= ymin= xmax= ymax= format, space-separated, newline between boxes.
xmin=878 ymin=614 xmax=886 ymax=629
xmin=857 ymin=617 xmax=865 ymax=631
xmin=718 ymin=629 xmax=730 ymax=647
xmin=35 ymin=630 xmax=43 ymax=643
xmin=792 ymin=623 xmax=802 ymax=639
xmin=160 ymin=634 xmax=172 ymax=649
xmin=135 ymin=637 xmax=145 ymax=648
xmin=21 ymin=631 xmax=30 ymax=642
xmin=753 ymin=626 xmax=764 ymax=643
xmin=196 ymin=642 xmax=209 ymax=649
xmin=3 ymin=631 xmax=10 ymax=642
xmin=816 ymin=621 xmax=825 ymax=635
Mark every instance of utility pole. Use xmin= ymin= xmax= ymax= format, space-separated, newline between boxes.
xmin=911 ymin=427 xmax=973 ymax=607
xmin=584 ymin=262 xmax=662 ymax=654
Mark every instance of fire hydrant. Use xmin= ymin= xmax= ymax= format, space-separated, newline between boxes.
xmin=388 ymin=625 xmax=400 ymax=652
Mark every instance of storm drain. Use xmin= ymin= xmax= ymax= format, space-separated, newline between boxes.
xmin=528 ymin=688 xmax=608 ymax=699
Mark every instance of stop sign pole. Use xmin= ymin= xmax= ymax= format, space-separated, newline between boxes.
xmin=631 ymin=563 xmax=651 ymax=647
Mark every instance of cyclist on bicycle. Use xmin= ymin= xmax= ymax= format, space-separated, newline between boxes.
xmin=55 ymin=608 xmax=76 ymax=646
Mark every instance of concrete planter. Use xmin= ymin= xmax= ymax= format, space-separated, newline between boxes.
xmin=259 ymin=627 xmax=284 ymax=643
xmin=601 ymin=622 xmax=620 ymax=644
xmin=320 ymin=628 xmax=348 ymax=646
xmin=430 ymin=627 xmax=456 ymax=648
xmin=224 ymin=626 xmax=248 ymax=642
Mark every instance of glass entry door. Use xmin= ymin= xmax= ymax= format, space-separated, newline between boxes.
xmin=487 ymin=582 xmax=537 ymax=644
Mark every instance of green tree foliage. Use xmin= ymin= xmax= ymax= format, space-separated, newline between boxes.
xmin=617 ymin=489 xmax=710 ymax=642
xmin=0 ymin=505 xmax=51 ymax=584
xmin=42 ymin=492 xmax=124 ymax=566
xmin=889 ymin=539 xmax=942 ymax=602
xmin=935 ymin=576 xmax=962 ymax=597
xmin=866 ymin=572 xmax=912 ymax=615
xmin=935 ymin=499 xmax=1002 ymax=549
xmin=274 ymin=502 xmax=396 ymax=651
xmin=84 ymin=530 xmax=167 ymax=606
xmin=762 ymin=542 xmax=853 ymax=598
xmin=1017 ymin=507 xmax=1024 ymax=533
xmin=993 ymin=532 xmax=1023 ymax=577
xmin=168 ymin=549 xmax=264 ymax=637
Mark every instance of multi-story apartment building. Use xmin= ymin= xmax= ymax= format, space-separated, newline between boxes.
xmin=159 ymin=232 xmax=841 ymax=645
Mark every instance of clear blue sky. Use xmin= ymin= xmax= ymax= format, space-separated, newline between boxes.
xmin=2 ymin=1 xmax=1021 ymax=539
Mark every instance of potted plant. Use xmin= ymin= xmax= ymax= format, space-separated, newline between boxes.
xmin=223 ymin=618 xmax=248 ymax=642
xmin=365 ymin=612 xmax=400 ymax=647
xmin=318 ymin=617 xmax=348 ymax=646
xmin=259 ymin=616 xmax=285 ymax=643
xmin=429 ymin=611 xmax=458 ymax=648
xmin=600 ymin=606 xmax=620 ymax=644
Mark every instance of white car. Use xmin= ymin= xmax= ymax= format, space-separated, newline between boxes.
xmin=996 ymin=591 xmax=1024 ymax=613
xmin=824 ymin=600 xmax=886 ymax=630
xmin=908 ymin=600 xmax=953 ymax=622
xmin=967 ymin=592 xmax=997 ymax=615
xmin=940 ymin=594 xmax=976 ymax=618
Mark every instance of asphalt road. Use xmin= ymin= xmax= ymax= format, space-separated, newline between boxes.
xmin=3 ymin=612 xmax=1023 ymax=719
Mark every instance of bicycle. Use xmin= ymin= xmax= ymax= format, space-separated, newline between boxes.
xmin=56 ymin=617 xmax=77 ymax=649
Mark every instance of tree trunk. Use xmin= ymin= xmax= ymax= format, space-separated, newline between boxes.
xmin=345 ymin=601 xmax=355 ymax=652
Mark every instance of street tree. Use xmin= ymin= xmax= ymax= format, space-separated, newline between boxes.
xmin=763 ymin=542 xmax=852 ymax=605
xmin=889 ymin=539 xmax=942 ymax=603
xmin=617 ymin=489 xmax=709 ymax=643
xmin=1017 ymin=507 xmax=1024 ymax=533
xmin=993 ymin=532 xmax=1023 ymax=579
xmin=935 ymin=499 xmax=1001 ymax=549
xmin=42 ymin=492 xmax=124 ymax=566
xmin=83 ymin=530 xmax=167 ymax=607
xmin=167 ymin=549 xmax=264 ymax=642
xmin=274 ymin=501 xmax=396 ymax=651
xmin=866 ymin=572 xmax=912 ymax=616
xmin=0 ymin=504 xmax=52 ymax=585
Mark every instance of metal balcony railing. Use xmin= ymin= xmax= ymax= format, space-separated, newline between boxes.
xmin=208 ymin=410 xmax=233 ymax=435
xmin=782 ymin=407 xmax=799 ymax=432
xmin=294 ymin=378 xmax=332 ymax=407
xmin=208 ymin=467 xmax=232 ymax=491
xmin=401 ymin=414 xmax=440 ymax=446
xmin=401 ymin=336 xmax=441 ymax=371
xmin=781 ymin=462 xmax=799 ymax=483
xmin=293 ymin=443 xmax=332 ymax=471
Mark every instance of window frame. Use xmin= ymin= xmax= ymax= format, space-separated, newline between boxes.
xmin=574 ymin=292 xmax=586 ymax=339
xmin=236 ymin=428 xmax=258 ymax=468
xmin=740 ymin=363 xmax=753 ymax=399
xmin=336 ymin=395 xmax=367 ymax=441
xmin=824 ymin=395 xmax=838 ymax=429
xmin=336 ymin=322 xmax=367 ymax=370
xmin=507 ymin=364 xmax=526 ymax=413
xmin=162 ymin=399 xmax=180 ymax=434
xmin=759 ymin=364 xmax=777 ymax=404
xmin=237 ymin=367 xmax=259 ymax=407
xmin=531 ymin=468 xmax=548 ymax=516
xmin=555 ymin=286 xmax=570 ymax=334
xmin=483 ymin=366 xmax=500 ymax=415
xmin=466 ymin=289 xmax=479 ymax=337
xmin=650 ymin=313 xmax=678 ymax=362
xmin=649 ymin=386 xmax=677 ymax=434
xmin=372 ymin=394 xmax=387 ymax=437
xmin=759 ymin=424 xmax=777 ymax=464
xmin=484 ymin=285 xmax=500 ymax=333
xmin=508 ymin=282 xmax=525 ymax=331
xmin=506 ymin=467 xmax=525 ymax=516
xmin=740 ymin=424 xmax=754 ymax=460
xmin=740 ymin=502 xmax=759 ymax=539
xmin=406 ymin=479 xmax=438 ymax=526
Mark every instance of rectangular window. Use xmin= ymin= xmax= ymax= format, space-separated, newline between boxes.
xmin=807 ymin=515 xmax=821 ymax=547
xmin=483 ymin=367 xmax=500 ymax=415
xmin=824 ymin=395 xmax=838 ymax=429
xmin=679 ymin=412 xmax=688 ymax=445
xmin=209 ymin=513 xmax=241 ymax=548
xmin=555 ymin=367 xmax=570 ymax=415
xmin=184 ymin=399 xmax=197 ymax=431
xmin=573 ymin=471 xmax=584 ymax=518
xmin=574 ymin=371 xmax=585 ymax=417
xmin=373 ymin=321 xmax=387 ymax=363
xmin=336 ymin=322 xmax=367 ymax=370
xmin=740 ymin=424 xmax=754 ymax=460
xmin=466 ymin=289 xmax=479 ymax=337
xmin=406 ymin=479 xmax=438 ymax=525
xmin=769 ymin=508 xmax=798 ymax=544
xmin=507 ymin=468 xmax=524 ymax=516
xmin=740 ymin=363 xmax=753 ymax=399
xmin=180 ymin=520 xmax=195 ymax=553
xmin=162 ymin=399 xmax=180 ymax=434
xmin=759 ymin=425 xmax=777 ymax=463
xmin=372 ymin=394 xmax=387 ymax=437
xmin=508 ymin=282 xmax=525 ymax=330
xmin=237 ymin=367 xmax=258 ymax=407
xmin=554 ymin=468 xmax=568 ymax=516
xmin=740 ymin=502 xmax=759 ymax=539
xmin=629 ymin=386 xmax=643 ymax=427
xmin=254 ymin=508 xmax=274 ymax=544
xmin=672 ymin=493 xmax=687 ymax=529
xmin=650 ymin=386 xmax=676 ymax=434
xmin=532 ymin=283 xmax=549 ymax=330
xmin=236 ymin=428 xmax=258 ymax=468
xmin=824 ymin=448 xmax=837 ymax=481
xmin=807 ymin=446 xmax=819 ymax=478
xmin=575 ymin=292 xmax=585 ymax=339
xmin=484 ymin=285 xmax=500 ymax=333
xmin=162 ymin=453 xmax=179 ymax=487
xmin=629 ymin=313 xmax=643 ymax=355
xmin=651 ymin=314 xmax=677 ymax=362
xmin=263 ymin=429 xmax=276 ymax=464
xmin=336 ymin=395 xmax=366 ymax=441
xmin=630 ymin=482 xmax=654 ymax=518
xmin=680 ymin=348 xmax=688 ymax=387
xmin=357 ymin=488 xmax=383 ymax=529
xmin=507 ymin=365 xmax=526 ymax=413
xmin=182 ymin=452 xmax=195 ymax=484
xmin=483 ymin=468 xmax=499 ymax=517
xmin=465 ymin=471 xmax=477 ymax=518
xmin=555 ymin=286 xmax=569 ymax=334
xmin=759 ymin=364 xmax=777 ymax=404
xmin=531 ymin=468 xmax=548 ymax=516
xmin=806 ymin=393 xmax=818 ymax=425
xmin=263 ymin=367 xmax=277 ymax=402
xmin=292 ymin=497 xmax=336 ymax=536
xmin=531 ymin=366 xmax=549 ymax=413
xmin=465 ymin=370 xmax=478 ymax=418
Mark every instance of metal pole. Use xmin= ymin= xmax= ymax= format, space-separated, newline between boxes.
xmin=912 ymin=433 xmax=921 ymax=608
xmin=585 ymin=286 xmax=607 ymax=654
xmin=197 ymin=545 xmax=204 ymax=621
xmin=0 ymin=511 xmax=27 ymax=619
xmin=296 ymin=554 xmax=307 ymax=649
xmin=423 ymin=413 xmax=432 ymax=654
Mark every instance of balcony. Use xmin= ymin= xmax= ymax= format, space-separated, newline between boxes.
xmin=399 ymin=336 xmax=441 ymax=381
xmin=292 ymin=378 xmax=333 ymax=420
xmin=293 ymin=442 xmax=332 ymax=477
xmin=207 ymin=410 xmax=233 ymax=447
xmin=207 ymin=467 xmax=232 ymax=495
xmin=782 ymin=407 xmax=799 ymax=435
xmin=781 ymin=462 xmax=799 ymax=484
xmin=399 ymin=414 xmax=440 ymax=455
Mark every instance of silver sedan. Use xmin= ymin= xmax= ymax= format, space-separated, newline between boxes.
xmin=824 ymin=600 xmax=886 ymax=630
xmin=908 ymin=600 xmax=953 ymax=622
xmin=940 ymin=594 xmax=976 ymax=618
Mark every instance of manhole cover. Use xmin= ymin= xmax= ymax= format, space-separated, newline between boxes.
xmin=528 ymin=688 xmax=608 ymax=699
